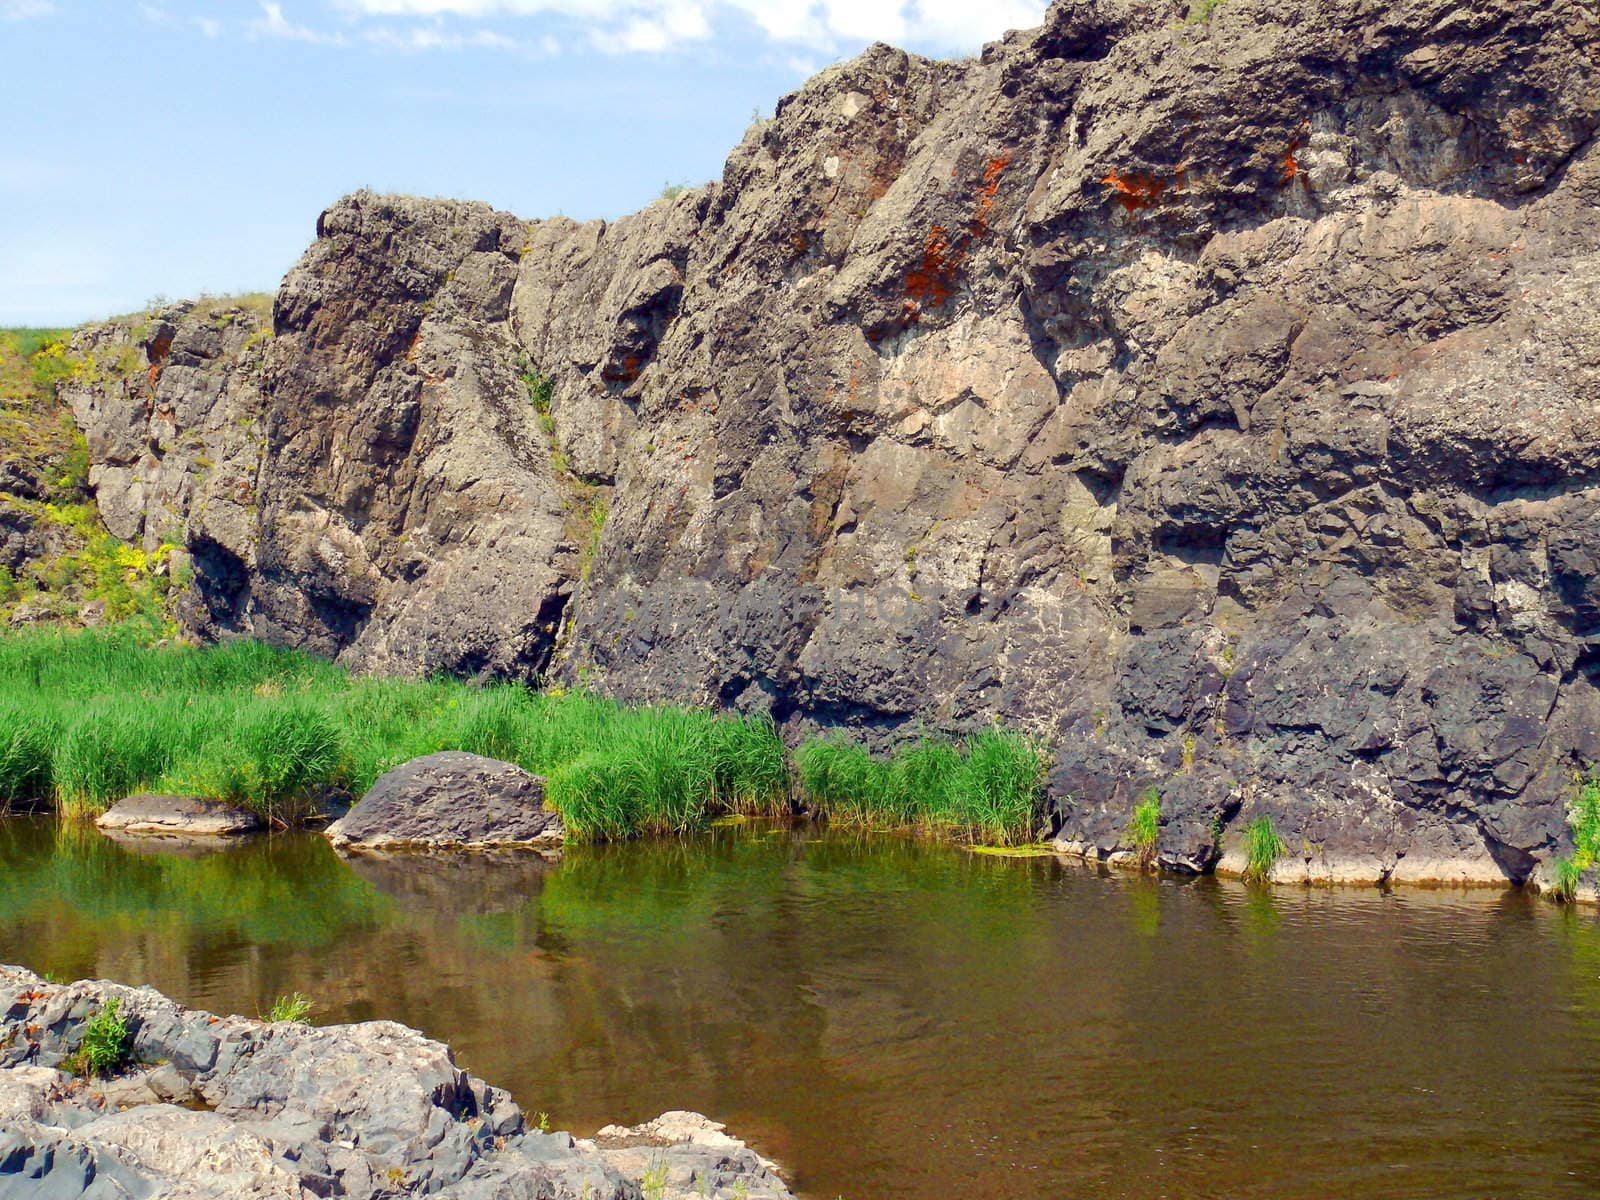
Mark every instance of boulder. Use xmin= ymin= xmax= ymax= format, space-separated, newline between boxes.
xmin=95 ymin=793 xmax=263 ymax=837
xmin=326 ymin=751 xmax=562 ymax=851
xmin=0 ymin=966 xmax=793 ymax=1200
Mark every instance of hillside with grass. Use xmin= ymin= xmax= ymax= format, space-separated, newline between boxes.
xmin=0 ymin=326 xmax=178 ymax=632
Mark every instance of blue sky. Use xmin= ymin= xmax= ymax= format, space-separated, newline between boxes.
xmin=1 ymin=0 xmax=1048 ymax=326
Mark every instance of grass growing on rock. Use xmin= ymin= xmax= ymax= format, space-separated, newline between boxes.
xmin=64 ymin=997 xmax=132 ymax=1078
xmin=1128 ymin=787 xmax=1161 ymax=870
xmin=1551 ymin=777 xmax=1600 ymax=900
xmin=1242 ymin=816 xmax=1287 ymax=883
xmin=0 ymin=628 xmax=1054 ymax=845
xmin=797 ymin=727 xmax=1047 ymax=846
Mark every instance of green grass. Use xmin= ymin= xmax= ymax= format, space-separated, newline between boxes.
xmin=64 ymin=997 xmax=132 ymax=1078
xmin=0 ymin=628 xmax=792 ymax=837
xmin=1128 ymin=787 xmax=1161 ymax=870
xmin=1242 ymin=815 xmax=1287 ymax=883
xmin=796 ymin=727 xmax=1046 ymax=846
xmin=265 ymin=992 xmax=315 ymax=1023
xmin=1551 ymin=777 xmax=1600 ymax=900
xmin=0 ymin=628 xmax=1057 ymax=846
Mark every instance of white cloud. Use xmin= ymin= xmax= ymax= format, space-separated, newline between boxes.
xmin=1 ymin=0 xmax=54 ymax=19
xmin=251 ymin=1 xmax=347 ymax=43
xmin=364 ymin=24 xmax=520 ymax=49
xmin=140 ymin=4 xmax=226 ymax=37
xmin=336 ymin=0 xmax=1045 ymax=54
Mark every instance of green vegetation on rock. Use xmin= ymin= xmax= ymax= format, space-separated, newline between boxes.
xmin=1242 ymin=815 xmax=1287 ymax=883
xmin=0 ymin=628 xmax=1052 ymax=845
xmin=1129 ymin=786 xmax=1161 ymax=870
xmin=1551 ymin=777 xmax=1600 ymax=900
xmin=1 ymin=328 xmax=179 ymax=634
xmin=64 ymin=996 xmax=132 ymax=1078
xmin=266 ymin=992 xmax=316 ymax=1024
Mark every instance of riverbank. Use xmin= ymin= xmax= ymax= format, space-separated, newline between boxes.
xmin=0 ymin=964 xmax=794 ymax=1200
xmin=0 ymin=628 xmax=1047 ymax=844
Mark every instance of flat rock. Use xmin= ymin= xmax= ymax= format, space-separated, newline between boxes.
xmin=326 ymin=751 xmax=563 ymax=851
xmin=96 ymin=794 xmax=263 ymax=837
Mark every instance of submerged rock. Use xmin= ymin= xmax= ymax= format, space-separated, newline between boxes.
xmin=0 ymin=965 xmax=794 ymax=1200
xmin=326 ymin=751 xmax=563 ymax=851
xmin=95 ymin=793 xmax=264 ymax=837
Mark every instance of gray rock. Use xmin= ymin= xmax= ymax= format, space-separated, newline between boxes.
xmin=326 ymin=751 xmax=562 ymax=850
xmin=95 ymin=794 xmax=264 ymax=837
xmin=0 ymin=966 xmax=794 ymax=1200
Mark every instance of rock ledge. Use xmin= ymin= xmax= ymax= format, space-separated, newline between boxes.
xmin=0 ymin=965 xmax=792 ymax=1199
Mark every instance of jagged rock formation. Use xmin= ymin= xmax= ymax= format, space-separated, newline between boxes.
xmin=0 ymin=966 xmax=794 ymax=1199
xmin=59 ymin=0 xmax=1600 ymax=886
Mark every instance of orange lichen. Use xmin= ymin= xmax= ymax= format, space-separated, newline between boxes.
xmin=905 ymin=224 xmax=955 ymax=310
xmin=1102 ymin=170 xmax=1168 ymax=210
xmin=969 ymin=154 xmax=1013 ymax=235
xmin=146 ymin=330 xmax=174 ymax=389
xmin=601 ymin=353 xmax=643 ymax=383
xmin=1282 ymin=138 xmax=1301 ymax=183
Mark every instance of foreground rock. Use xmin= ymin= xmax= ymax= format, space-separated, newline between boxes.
xmin=0 ymin=965 xmax=793 ymax=1200
xmin=326 ymin=752 xmax=562 ymax=851
xmin=58 ymin=0 xmax=1600 ymax=886
xmin=96 ymin=793 xmax=264 ymax=837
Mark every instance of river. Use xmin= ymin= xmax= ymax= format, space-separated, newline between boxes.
xmin=1 ymin=816 xmax=1596 ymax=1198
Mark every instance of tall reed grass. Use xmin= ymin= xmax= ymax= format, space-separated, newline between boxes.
xmin=0 ymin=628 xmax=793 ymax=837
xmin=797 ymin=726 xmax=1046 ymax=845
xmin=0 ymin=628 xmax=1048 ymax=845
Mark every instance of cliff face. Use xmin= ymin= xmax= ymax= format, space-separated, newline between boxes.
xmin=62 ymin=0 xmax=1600 ymax=885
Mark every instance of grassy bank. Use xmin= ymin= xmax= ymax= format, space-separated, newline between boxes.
xmin=0 ymin=629 xmax=1047 ymax=843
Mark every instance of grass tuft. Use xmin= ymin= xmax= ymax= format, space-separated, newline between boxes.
xmin=1553 ymin=776 xmax=1600 ymax=900
xmin=1242 ymin=815 xmax=1287 ymax=883
xmin=265 ymin=992 xmax=315 ymax=1024
xmin=65 ymin=997 xmax=133 ymax=1078
xmin=1128 ymin=787 xmax=1161 ymax=870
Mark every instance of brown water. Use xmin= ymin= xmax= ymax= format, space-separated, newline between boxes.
xmin=3 ymin=816 xmax=1599 ymax=1198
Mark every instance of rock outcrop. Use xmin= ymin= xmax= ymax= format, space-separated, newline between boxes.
xmin=57 ymin=0 xmax=1600 ymax=885
xmin=0 ymin=965 xmax=793 ymax=1200
xmin=326 ymin=752 xmax=563 ymax=851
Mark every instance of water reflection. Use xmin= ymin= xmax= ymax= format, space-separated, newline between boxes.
xmin=3 ymin=816 xmax=1600 ymax=1198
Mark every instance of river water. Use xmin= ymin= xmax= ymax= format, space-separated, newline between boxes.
xmin=2 ymin=816 xmax=1597 ymax=1198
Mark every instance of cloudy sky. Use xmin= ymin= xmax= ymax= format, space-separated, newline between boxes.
xmin=1 ymin=0 xmax=1048 ymax=325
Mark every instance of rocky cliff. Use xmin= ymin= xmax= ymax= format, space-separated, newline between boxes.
xmin=59 ymin=0 xmax=1600 ymax=887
